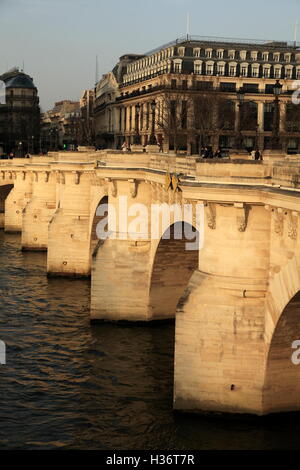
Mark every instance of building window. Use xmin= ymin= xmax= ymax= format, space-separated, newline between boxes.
xmin=285 ymin=53 xmax=291 ymax=62
xmin=229 ymin=66 xmax=236 ymax=76
xmin=228 ymin=50 xmax=235 ymax=59
xmin=262 ymin=52 xmax=269 ymax=61
xmin=263 ymin=67 xmax=270 ymax=78
xmin=274 ymin=53 xmax=280 ymax=62
xmin=251 ymin=51 xmax=258 ymax=61
xmin=241 ymin=66 xmax=248 ymax=77
xmin=178 ymin=47 xmax=185 ymax=57
xmin=296 ymin=68 xmax=300 ymax=79
xmin=274 ymin=68 xmax=282 ymax=78
xmin=193 ymin=48 xmax=200 ymax=58
xmin=240 ymin=50 xmax=247 ymax=60
xmin=217 ymin=64 xmax=225 ymax=75
xmin=194 ymin=62 xmax=201 ymax=74
xmin=252 ymin=67 xmax=259 ymax=77
xmin=285 ymin=67 xmax=293 ymax=79
xmin=205 ymin=49 xmax=212 ymax=58
xmin=206 ymin=64 xmax=213 ymax=75
xmin=217 ymin=50 xmax=223 ymax=59
xmin=174 ymin=62 xmax=181 ymax=73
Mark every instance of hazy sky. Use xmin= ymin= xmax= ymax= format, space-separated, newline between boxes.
xmin=1 ymin=0 xmax=299 ymax=111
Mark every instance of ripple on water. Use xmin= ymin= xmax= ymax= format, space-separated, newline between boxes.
xmin=1 ymin=231 xmax=300 ymax=450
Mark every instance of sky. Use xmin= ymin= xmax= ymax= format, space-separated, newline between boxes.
xmin=1 ymin=0 xmax=300 ymax=111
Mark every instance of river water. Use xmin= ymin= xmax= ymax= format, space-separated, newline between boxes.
xmin=1 ymin=230 xmax=300 ymax=450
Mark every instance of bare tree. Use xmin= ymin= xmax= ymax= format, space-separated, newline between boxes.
xmin=192 ymin=92 xmax=235 ymax=151
xmin=156 ymin=93 xmax=192 ymax=153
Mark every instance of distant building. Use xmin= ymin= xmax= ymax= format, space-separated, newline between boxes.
xmin=79 ymin=89 xmax=94 ymax=146
xmin=94 ymin=36 xmax=300 ymax=153
xmin=0 ymin=68 xmax=40 ymax=156
xmin=41 ymin=100 xmax=81 ymax=151
xmin=94 ymin=54 xmax=143 ymax=149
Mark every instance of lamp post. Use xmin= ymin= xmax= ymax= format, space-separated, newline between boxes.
xmin=17 ymin=141 xmax=23 ymax=158
xmin=235 ymin=87 xmax=245 ymax=150
xmin=134 ymin=103 xmax=141 ymax=145
xmin=271 ymin=79 xmax=283 ymax=150
xmin=148 ymin=100 xmax=157 ymax=145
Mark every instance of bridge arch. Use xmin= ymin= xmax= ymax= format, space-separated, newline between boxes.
xmin=263 ymin=291 xmax=300 ymax=414
xmin=263 ymin=254 xmax=300 ymax=414
xmin=148 ymin=221 xmax=199 ymax=320
xmin=0 ymin=184 xmax=14 ymax=228
xmin=90 ymin=194 xmax=109 ymax=255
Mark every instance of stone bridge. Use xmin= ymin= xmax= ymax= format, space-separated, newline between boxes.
xmin=1 ymin=150 xmax=300 ymax=416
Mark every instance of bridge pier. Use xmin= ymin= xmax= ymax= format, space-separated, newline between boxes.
xmin=47 ymin=163 xmax=93 ymax=277
xmin=173 ymin=203 xmax=271 ymax=415
xmin=21 ymin=167 xmax=56 ymax=250
xmin=91 ymin=238 xmax=153 ymax=321
xmin=5 ymin=170 xmax=32 ymax=233
xmin=174 ymin=270 xmax=267 ymax=415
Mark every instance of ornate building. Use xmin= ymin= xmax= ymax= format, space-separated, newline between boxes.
xmin=0 ymin=68 xmax=40 ymax=156
xmin=94 ymin=35 xmax=300 ymax=153
xmin=94 ymin=54 xmax=144 ymax=149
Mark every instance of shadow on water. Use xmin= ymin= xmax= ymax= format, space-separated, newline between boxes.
xmin=1 ymin=230 xmax=300 ymax=450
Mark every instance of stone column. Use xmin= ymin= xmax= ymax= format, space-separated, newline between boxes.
xmin=257 ymin=101 xmax=264 ymax=132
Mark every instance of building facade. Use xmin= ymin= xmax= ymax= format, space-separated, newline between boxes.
xmin=80 ymin=89 xmax=95 ymax=146
xmin=41 ymin=100 xmax=81 ymax=151
xmin=94 ymin=54 xmax=144 ymax=149
xmin=0 ymin=68 xmax=40 ymax=156
xmin=94 ymin=36 xmax=300 ymax=153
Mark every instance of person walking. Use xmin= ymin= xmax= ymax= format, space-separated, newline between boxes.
xmin=255 ymin=149 xmax=261 ymax=161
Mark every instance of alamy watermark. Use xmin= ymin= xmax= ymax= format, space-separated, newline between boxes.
xmin=0 ymin=340 xmax=6 ymax=365
xmin=95 ymin=198 xmax=205 ymax=251
xmin=0 ymin=80 xmax=6 ymax=105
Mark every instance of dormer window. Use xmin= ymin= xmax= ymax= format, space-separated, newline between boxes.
xmin=240 ymin=50 xmax=247 ymax=60
xmin=262 ymin=52 xmax=269 ymax=61
xmin=205 ymin=49 xmax=212 ymax=58
xmin=251 ymin=51 xmax=258 ymax=61
xmin=217 ymin=49 xmax=224 ymax=59
xmin=193 ymin=48 xmax=200 ymax=58
xmin=228 ymin=50 xmax=235 ymax=60
xmin=178 ymin=47 xmax=185 ymax=57
xmin=285 ymin=53 xmax=291 ymax=63
xmin=274 ymin=53 xmax=280 ymax=62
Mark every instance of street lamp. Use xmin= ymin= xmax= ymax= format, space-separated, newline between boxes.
xmin=235 ymin=87 xmax=245 ymax=150
xmin=134 ymin=103 xmax=141 ymax=145
xmin=17 ymin=141 xmax=23 ymax=158
xmin=148 ymin=100 xmax=157 ymax=145
xmin=271 ymin=79 xmax=283 ymax=150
